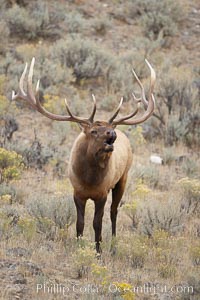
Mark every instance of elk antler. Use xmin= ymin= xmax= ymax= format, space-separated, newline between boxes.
xmin=12 ymin=57 xmax=96 ymax=126
xmin=109 ymin=59 xmax=156 ymax=126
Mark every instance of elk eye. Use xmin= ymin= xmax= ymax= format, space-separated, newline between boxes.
xmin=91 ymin=130 xmax=97 ymax=135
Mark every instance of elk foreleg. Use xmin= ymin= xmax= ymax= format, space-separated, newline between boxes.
xmin=74 ymin=195 xmax=87 ymax=238
xmin=111 ymin=173 xmax=127 ymax=236
xmin=93 ymin=198 xmax=106 ymax=253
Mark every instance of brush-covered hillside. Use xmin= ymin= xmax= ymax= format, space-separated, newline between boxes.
xmin=0 ymin=0 xmax=200 ymax=299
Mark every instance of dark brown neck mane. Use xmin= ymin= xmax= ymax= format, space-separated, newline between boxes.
xmin=73 ymin=139 xmax=110 ymax=186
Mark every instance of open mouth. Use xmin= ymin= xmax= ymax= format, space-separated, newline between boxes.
xmin=104 ymin=135 xmax=116 ymax=152
xmin=105 ymin=136 xmax=115 ymax=145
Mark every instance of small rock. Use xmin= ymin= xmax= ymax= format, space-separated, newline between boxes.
xmin=150 ymin=155 xmax=163 ymax=165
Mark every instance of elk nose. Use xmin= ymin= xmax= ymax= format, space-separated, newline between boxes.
xmin=106 ymin=130 xmax=116 ymax=139
xmin=106 ymin=129 xmax=113 ymax=136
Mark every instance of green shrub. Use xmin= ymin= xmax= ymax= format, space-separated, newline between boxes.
xmin=91 ymin=16 xmax=111 ymax=35
xmin=123 ymin=200 xmax=138 ymax=229
xmin=0 ymin=183 xmax=16 ymax=205
xmin=162 ymin=147 xmax=177 ymax=165
xmin=106 ymin=49 xmax=158 ymax=99
xmin=111 ymin=282 xmax=135 ymax=299
xmin=106 ymin=59 xmax=134 ymax=98
xmin=0 ymin=76 xmax=18 ymax=146
xmin=137 ymin=197 xmax=188 ymax=236
xmin=0 ymin=76 xmax=9 ymax=111
xmin=155 ymin=64 xmax=199 ymax=146
xmin=190 ymin=243 xmax=200 ymax=266
xmin=36 ymin=58 xmax=73 ymax=93
xmin=43 ymin=93 xmax=84 ymax=116
xmin=26 ymin=193 xmax=76 ymax=240
xmin=0 ymin=207 xmax=19 ymax=239
xmin=0 ymin=148 xmax=23 ymax=182
xmin=133 ymin=165 xmax=160 ymax=189
xmin=99 ymin=94 xmax=118 ymax=112
xmin=0 ymin=115 xmax=18 ymax=147
xmin=129 ymin=236 xmax=148 ymax=268
xmin=123 ymin=181 xmax=151 ymax=229
xmin=17 ymin=216 xmax=37 ymax=243
xmin=64 ymin=11 xmax=87 ymax=33
xmin=0 ymin=20 xmax=10 ymax=54
xmin=0 ymin=183 xmax=16 ymax=199
xmin=107 ymin=50 xmax=148 ymax=97
xmin=0 ymin=53 xmax=34 ymax=98
xmin=22 ymin=132 xmax=53 ymax=169
xmin=137 ymin=0 xmax=184 ymax=39
xmin=157 ymin=262 xmax=177 ymax=279
xmin=181 ymin=158 xmax=199 ymax=178
xmin=141 ymin=11 xmax=176 ymax=39
xmin=2 ymin=48 xmax=72 ymax=96
xmin=91 ymin=263 xmax=109 ymax=285
xmin=117 ymin=234 xmax=148 ymax=268
xmin=73 ymin=241 xmax=96 ymax=278
xmin=178 ymin=178 xmax=200 ymax=215
xmin=51 ymin=37 xmax=112 ymax=83
xmin=6 ymin=4 xmax=38 ymax=39
xmin=6 ymin=3 xmax=62 ymax=40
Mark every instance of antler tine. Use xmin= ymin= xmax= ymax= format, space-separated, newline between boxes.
xmin=27 ymin=57 xmax=37 ymax=107
xmin=36 ymin=79 xmax=40 ymax=93
xmin=110 ymin=60 xmax=156 ymax=126
xmin=132 ymin=92 xmax=141 ymax=102
xmin=108 ymin=97 xmax=123 ymax=124
xmin=64 ymin=95 xmax=97 ymax=125
xmin=12 ymin=57 xmax=96 ymax=126
xmin=108 ymin=91 xmax=141 ymax=126
xmin=19 ymin=62 xmax=28 ymax=97
xmin=145 ymin=58 xmax=156 ymax=95
xmin=12 ymin=62 xmax=28 ymax=101
xmin=89 ymin=94 xmax=97 ymax=123
xmin=111 ymin=99 xmax=141 ymax=124
xmin=64 ymin=99 xmax=74 ymax=118
xmin=131 ymin=68 xmax=148 ymax=108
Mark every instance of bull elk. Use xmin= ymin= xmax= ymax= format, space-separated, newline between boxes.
xmin=12 ymin=58 xmax=156 ymax=253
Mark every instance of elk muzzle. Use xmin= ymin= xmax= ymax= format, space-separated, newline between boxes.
xmin=104 ymin=130 xmax=117 ymax=152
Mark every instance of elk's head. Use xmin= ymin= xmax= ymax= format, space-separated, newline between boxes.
xmin=81 ymin=121 xmax=117 ymax=162
xmin=12 ymin=58 xmax=156 ymax=161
